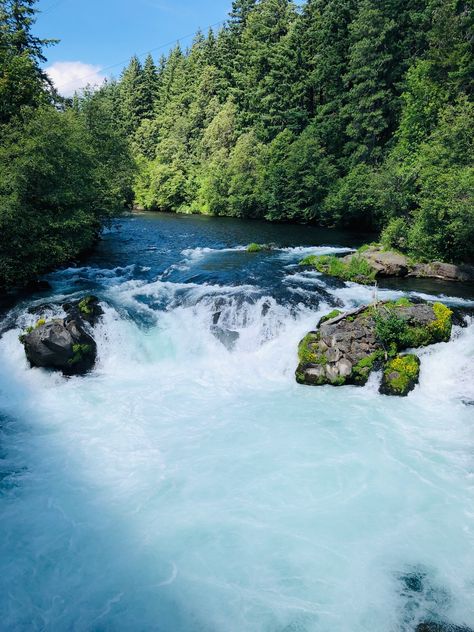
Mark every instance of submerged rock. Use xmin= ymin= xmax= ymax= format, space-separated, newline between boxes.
xmin=416 ymin=624 xmax=474 ymax=632
xmin=20 ymin=295 xmax=102 ymax=375
xmin=247 ymin=242 xmax=275 ymax=253
xmin=296 ymin=299 xmax=452 ymax=395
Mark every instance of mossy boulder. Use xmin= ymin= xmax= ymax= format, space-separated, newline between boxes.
xmin=300 ymin=244 xmax=474 ymax=283
xmin=21 ymin=318 xmax=96 ymax=375
xmin=20 ymin=295 xmax=103 ymax=375
xmin=296 ymin=300 xmax=452 ymax=395
xmin=379 ymin=354 xmax=420 ymax=396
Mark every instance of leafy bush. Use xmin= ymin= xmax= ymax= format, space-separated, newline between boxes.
xmin=381 ymin=218 xmax=410 ymax=251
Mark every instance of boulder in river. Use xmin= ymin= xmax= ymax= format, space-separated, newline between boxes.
xmin=301 ymin=245 xmax=474 ymax=283
xmin=379 ymin=353 xmax=420 ymax=396
xmin=343 ymin=246 xmax=409 ymax=277
xmin=296 ymin=299 xmax=452 ymax=395
xmin=20 ymin=295 xmax=102 ymax=375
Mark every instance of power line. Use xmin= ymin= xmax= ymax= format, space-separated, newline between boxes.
xmin=41 ymin=0 xmax=70 ymax=15
xmin=52 ymin=18 xmax=226 ymax=92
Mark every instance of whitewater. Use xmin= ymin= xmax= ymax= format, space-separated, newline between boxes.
xmin=0 ymin=212 xmax=473 ymax=631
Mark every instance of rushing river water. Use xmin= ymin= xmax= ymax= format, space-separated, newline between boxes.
xmin=0 ymin=212 xmax=473 ymax=632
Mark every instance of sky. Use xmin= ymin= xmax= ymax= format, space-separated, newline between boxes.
xmin=36 ymin=0 xmax=232 ymax=96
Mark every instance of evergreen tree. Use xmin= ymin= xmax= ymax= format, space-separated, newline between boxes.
xmin=343 ymin=0 xmax=397 ymax=165
xmin=119 ymin=56 xmax=146 ymax=136
xmin=142 ymin=54 xmax=160 ymax=119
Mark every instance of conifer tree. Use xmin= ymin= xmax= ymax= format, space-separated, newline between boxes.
xmin=119 ymin=56 xmax=146 ymax=136
xmin=142 ymin=54 xmax=159 ymax=119
xmin=343 ymin=0 xmax=397 ymax=165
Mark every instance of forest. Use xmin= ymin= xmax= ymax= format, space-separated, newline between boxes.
xmin=0 ymin=0 xmax=473 ymax=289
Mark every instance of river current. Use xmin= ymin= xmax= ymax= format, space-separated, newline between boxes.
xmin=0 ymin=212 xmax=473 ymax=631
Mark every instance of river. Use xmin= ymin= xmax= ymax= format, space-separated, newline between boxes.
xmin=0 ymin=212 xmax=473 ymax=631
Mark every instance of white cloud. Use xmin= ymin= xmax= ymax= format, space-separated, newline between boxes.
xmin=46 ymin=61 xmax=106 ymax=97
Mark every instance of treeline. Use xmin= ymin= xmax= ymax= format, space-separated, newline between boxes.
xmin=1 ymin=0 xmax=472 ymax=291
xmin=84 ymin=0 xmax=473 ymax=263
xmin=0 ymin=0 xmax=133 ymax=289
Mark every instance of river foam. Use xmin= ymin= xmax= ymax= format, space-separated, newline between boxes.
xmin=0 ymin=214 xmax=473 ymax=631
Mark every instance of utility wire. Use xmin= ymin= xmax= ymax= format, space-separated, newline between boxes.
xmin=41 ymin=0 xmax=70 ymax=15
xmin=52 ymin=18 xmax=226 ymax=92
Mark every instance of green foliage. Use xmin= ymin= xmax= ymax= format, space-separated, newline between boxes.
xmin=0 ymin=0 xmax=134 ymax=289
xmin=3 ymin=0 xmax=472 ymax=291
xmin=78 ymin=297 xmax=93 ymax=315
xmin=297 ymin=332 xmax=323 ymax=365
xmin=247 ymin=243 xmax=264 ymax=253
xmin=299 ymin=255 xmax=318 ymax=267
xmin=373 ymin=301 xmax=452 ymax=351
xmin=381 ymin=354 xmax=420 ymax=395
xmin=88 ymin=0 xmax=471 ymax=266
xmin=352 ymin=351 xmax=383 ymax=385
xmin=381 ymin=218 xmax=410 ymax=251
xmin=394 ymin=297 xmax=411 ymax=308
xmin=318 ymin=309 xmax=342 ymax=325
xmin=68 ymin=343 xmax=93 ymax=366
xmin=373 ymin=309 xmax=409 ymax=352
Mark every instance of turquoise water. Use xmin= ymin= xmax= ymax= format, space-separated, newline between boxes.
xmin=0 ymin=213 xmax=473 ymax=631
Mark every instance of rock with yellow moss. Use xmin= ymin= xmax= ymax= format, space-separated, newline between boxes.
xmin=380 ymin=354 xmax=421 ymax=396
xmin=296 ymin=299 xmax=453 ymax=395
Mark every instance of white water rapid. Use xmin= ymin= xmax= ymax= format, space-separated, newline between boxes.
xmin=0 ymin=214 xmax=473 ymax=631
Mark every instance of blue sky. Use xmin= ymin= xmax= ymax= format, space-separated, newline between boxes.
xmin=36 ymin=0 xmax=232 ymax=95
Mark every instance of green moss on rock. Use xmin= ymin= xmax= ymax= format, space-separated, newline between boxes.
xmin=380 ymin=354 xmax=420 ymax=396
xmin=78 ymin=297 xmax=94 ymax=315
xmin=351 ymin=351 xmax=383 ymax=385
xmin=299 ymin=253 xmax=376 ymax=284
xmin=68 ymin=343 xmax=93 ymax=366
xmin=318 ymin=309 xmax=342 ymax=326
xmin=298 ymin=332 xmax=326 ymax=365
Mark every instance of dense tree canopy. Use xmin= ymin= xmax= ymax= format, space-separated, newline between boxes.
xmin=1 ymin=0 xmax=472 ymax=290
xmin=106 ymin=0 xmax=472 ymax=262
xmin=0 ymin=0 xmax=134 ymax=288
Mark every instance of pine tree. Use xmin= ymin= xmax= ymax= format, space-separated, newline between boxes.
xmin=234 ymin=0 xmax=301 ymax=138
xmin=343 ymin=0 xmax=397 ymax=165
xmin=297 ymin=0 xmax=357 ymax=158
xmin=0 ymin=0 xmax=56 ymax=123
xmin=142 ymin=54 xmax=159 ymax=119
xmin=119 ymin=56 xmax=146 ymax=136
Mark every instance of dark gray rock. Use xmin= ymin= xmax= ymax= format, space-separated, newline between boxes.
xmin=62 ymin=295 xmax=104 ymax=327
xmin=20 ymin=295 xmax=103 ymax=375
xmin=22 ymin=317 xmax=96 ymax=375
xmin=344 ymin=246 xmax=474 ymax=281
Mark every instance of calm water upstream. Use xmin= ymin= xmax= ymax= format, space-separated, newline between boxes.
xmin=0 ymin=212 xmax=473 ymax=631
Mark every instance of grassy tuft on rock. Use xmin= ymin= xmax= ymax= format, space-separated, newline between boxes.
xmin=299 ymin=253 xmax=376 ymax=284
